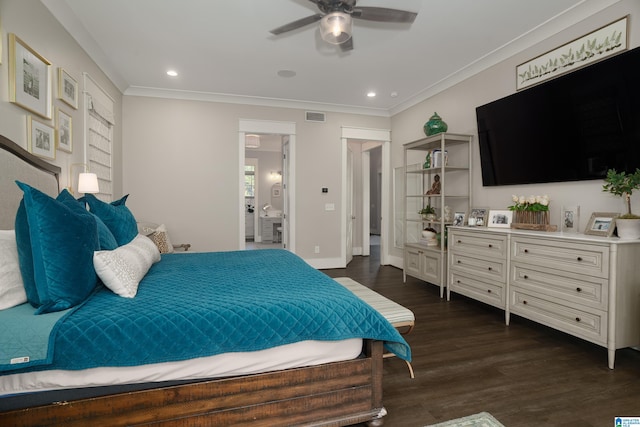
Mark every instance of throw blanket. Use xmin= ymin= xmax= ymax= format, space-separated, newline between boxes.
xmin=2 ymin=249 xmax=410 ymax=375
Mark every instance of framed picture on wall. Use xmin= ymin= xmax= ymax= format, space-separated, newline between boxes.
xmin=56 ymin=107 xmax=72 ymax=153
xmin=8 ymin=33 xmax=52 ymax=119
xmin=58 ymin=68 xmax=78 ymax=109
xmin=27 ymin=116 xmax=55 ymax=160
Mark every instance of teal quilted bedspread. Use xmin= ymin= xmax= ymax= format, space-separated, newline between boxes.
xmin=2 ymin=249 xmax=410 ymax=374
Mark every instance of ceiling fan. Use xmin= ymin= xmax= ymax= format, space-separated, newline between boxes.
xmin=270 ymin=0 xmax=418 ymax=51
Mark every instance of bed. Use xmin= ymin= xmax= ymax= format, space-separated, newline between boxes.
xmin=0 ymin=134 xmax=410 ymax=426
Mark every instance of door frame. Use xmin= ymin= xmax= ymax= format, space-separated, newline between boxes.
xmin=239 ymin=119 xmax=296 ymax=252
xmin=341 ymin=127 xmax=390 ymax=266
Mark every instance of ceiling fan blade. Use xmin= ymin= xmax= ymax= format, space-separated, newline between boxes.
xmin=340 ymin=36 xmax=353 ymax=52
xmin=270 ymin=14 xmax=323 ymax=35
xmin=352 ymin=7 xmax=417 ymax=23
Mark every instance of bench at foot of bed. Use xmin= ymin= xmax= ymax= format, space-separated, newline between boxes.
xmin=334 ymin=277 xmax=415 ymax=379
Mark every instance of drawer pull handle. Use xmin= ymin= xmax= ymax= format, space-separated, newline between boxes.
xmin=575 ymin=317 xmax=581 ymax=322
xmin=487 ymin=289 xmax=492 ymax=293
xmin=457 ymin=260 xmax=461 ymax=264
xmin=576 ymin=287 xmax=582 ymax=292
xmin=457 ymin=280 xmax=461 ymax=284
xmin=488 ymin=244 xmax=493 ymax=248
xmin=577 ymin=257 xmax=583 ymax=261
xmin=524 ymin=249 xmax=529 ymax=253
xmin=523 ymin=300 xmax=528 ymax=305
xmin=523 ymin=275 xmax=528 ymax=279
xmin=487 ymin=267 xmax=492 ymax=271
xmin=457 ymin=240 xmax=462 ymax=243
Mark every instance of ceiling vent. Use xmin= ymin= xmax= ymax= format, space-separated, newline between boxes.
xmin=305 ymin=111 xmax=326 ymax=123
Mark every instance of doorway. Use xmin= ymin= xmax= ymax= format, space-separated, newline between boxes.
xmin=238 ymin=120 xmax=296 ymax=252
xmin=341 ymin=127 xmax=390 ymax=267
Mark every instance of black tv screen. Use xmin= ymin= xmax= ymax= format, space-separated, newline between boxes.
xmin=476 ymin=46 xmax=640 ymax=187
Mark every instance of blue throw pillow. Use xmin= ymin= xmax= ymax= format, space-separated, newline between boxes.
xmin=57 ymin=190 xmax=118 ymax=251
xmin=81 ymin=194 xmax=137 ymax=246
xmin=15 ymin=200 xmax=39 ymax=306
xmin=15 ymin=181 xmax=99 ymax=314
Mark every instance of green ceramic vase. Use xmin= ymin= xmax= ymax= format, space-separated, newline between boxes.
xmin=424 ymin=112 xmax=448 ymax=136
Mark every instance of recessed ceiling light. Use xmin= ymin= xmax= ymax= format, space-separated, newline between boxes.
xmin=390 ymin=91 xmax=398 ymax=98
xmin=277 ymin=69 xmax=296 ymax=78
xmin=367 ymin=91 xmax=376 ymax=98
xmin=166 ymin=70 xmax=178 ymax=77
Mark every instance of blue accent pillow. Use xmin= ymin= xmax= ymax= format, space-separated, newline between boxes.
xmin=15 ymin=200 xmax=39 ymax=306
xmin=15 ymin=181 xmax=99 ymax=314
xmin=81 ymin=194 xmax=137 ymax=246
xmin=57 ymin=190 xmax=118 ymax=251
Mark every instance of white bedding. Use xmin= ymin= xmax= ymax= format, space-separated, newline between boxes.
xmin=0 ymin=338 xmax=362 ymax=397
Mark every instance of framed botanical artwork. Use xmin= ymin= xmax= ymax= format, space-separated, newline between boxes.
xmin=453 ymin=211 xmax=466 ymax=226
xmin=58 ymin=68 xmax=78 ymax=109
xmin=584 ymin=212 xmax=619 ymax=237
xmin=56 ymin=107 xmax=72 ymax=153
xmin=8 ymin=33 xmax=52 ymax=119
xmin=27 ymin=116 xmax=55 ymax=160
xmin=516 ymin=16 xmax=628 ymax=90
xmin=487 ymin=210 xmax=513 ymax=228
xmin=469 ymin=207 xmax=489 ymax=227
xmin=561 ymin=205 xmax=580 ymax=233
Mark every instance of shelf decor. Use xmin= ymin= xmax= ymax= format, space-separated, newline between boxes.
xmin=516 ymin=16 xmax=628 ymax=91
xmin=508 ymin=194 xmax=557 ymax=231
xmin=423 ymin=112 xmax=448 ymax=136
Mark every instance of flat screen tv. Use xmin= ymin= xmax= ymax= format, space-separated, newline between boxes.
xmin=476 ymin=46 xmax=640 ymax=187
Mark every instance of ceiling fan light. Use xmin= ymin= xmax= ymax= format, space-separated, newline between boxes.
xmin=320 ymin=12 xmax=352 ymax=45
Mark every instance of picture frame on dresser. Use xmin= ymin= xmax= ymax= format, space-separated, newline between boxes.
xmin=469 ymin=207 xmax=489 ymax=227
xmin=487 ymin=210 xmax=512 ymax=228
xmin=561 ymin=205 xmax=580 ymax=233
xmin=584 ymin=212 xmax=618 ymax=237
xmin=453 ymin=211 xmax=466 ymax=226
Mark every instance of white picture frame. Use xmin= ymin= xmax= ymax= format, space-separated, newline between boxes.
xmin=487 ymin=210 xmax=513 ymax=228
xmin=453 ymin=211 xmax=466 ymax=226
xmin=58 ymin=68 xmax=78 ymax=109
xmin=584 ymin=212 xmax=618 ymax=237
xmin=561 ymin=205 xmax=580 ymax=233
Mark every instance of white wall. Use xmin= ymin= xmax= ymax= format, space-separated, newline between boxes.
xmin=389 ymin=0 xmax=640 ymax=261
xmin=0 ymin=0 xmax=122 ymax=197
xmin=122 ymin=95 xmax=390 ymax=260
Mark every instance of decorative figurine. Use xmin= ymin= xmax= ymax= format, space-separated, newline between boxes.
xmin=444 ymin=206 xmax=453 ymax=222
xmin=424 ymin=112 xmax=448 ymax=136
xmin=426 ymin=174 xmax=441 ymax=195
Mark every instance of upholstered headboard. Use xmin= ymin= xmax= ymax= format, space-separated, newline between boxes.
xmin=0 ymin=135 xmax=60 ymax=229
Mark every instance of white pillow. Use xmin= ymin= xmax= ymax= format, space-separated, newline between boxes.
xmin=93 ymin=234 xmax=161 ymax=298
xmin=0 ymin=230 xmax=28 ymax=310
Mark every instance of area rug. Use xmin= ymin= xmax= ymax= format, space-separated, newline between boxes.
xmin=425 ymin=412 xmax=505 ymax=427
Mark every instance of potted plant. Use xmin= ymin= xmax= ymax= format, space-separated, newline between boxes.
xmin=419 ymin=205 xmax=436 ymax=221
xmin=602 ymin=168 xmax=640 ymax=239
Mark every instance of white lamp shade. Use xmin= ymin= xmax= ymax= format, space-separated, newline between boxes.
xmin=320 ymin=12 xmax=352 ymax=45
xmin=245 ymin=134 xmax=261 ymax=149
xmin=78 ymin=172 xmax=100 ymax=194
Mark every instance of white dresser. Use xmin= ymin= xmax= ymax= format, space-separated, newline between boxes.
xmin=447 ymin=226 xmax=640 ymax=368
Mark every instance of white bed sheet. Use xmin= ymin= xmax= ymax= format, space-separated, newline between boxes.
xmin=0 ymin=338 xmax=362 ymax=397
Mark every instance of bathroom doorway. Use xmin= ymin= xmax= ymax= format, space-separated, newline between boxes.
xmin=238 ymin=119 xmax=296 ymax=252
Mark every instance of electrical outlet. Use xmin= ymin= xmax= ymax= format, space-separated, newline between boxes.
xmin=314 ymin=246 xmax=320 ymax=254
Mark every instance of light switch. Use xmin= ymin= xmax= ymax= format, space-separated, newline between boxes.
xmin=325 ymin=203 xmax=335 ymax=211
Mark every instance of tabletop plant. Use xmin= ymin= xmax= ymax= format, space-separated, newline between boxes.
xmin=602 ymin=168 xmax=640 ymax=218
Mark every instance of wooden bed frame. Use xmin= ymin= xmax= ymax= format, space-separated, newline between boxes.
xmin=0 ymin=134 xmax=387 ymax=426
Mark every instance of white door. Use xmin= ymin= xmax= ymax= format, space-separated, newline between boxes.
xmin=282 ymin=136 xmax=290 ymax=250
xmin=346 ymin=147 xmax=354 ymax=265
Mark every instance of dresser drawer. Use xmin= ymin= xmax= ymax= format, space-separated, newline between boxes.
xmin=510 ymin=290 xmax=607 ymax=345
xmin=449 ymin=252 xmax=507 ymax=283
xmin=450 ymin=271 xmax=505 ymax=308
xmin=449 ymin=231 xmax=507 ymax=259
xmin=511 ymin=237 xmax=609 ymax=278
xmin=511 ymin=264 xmax=608 ymax=310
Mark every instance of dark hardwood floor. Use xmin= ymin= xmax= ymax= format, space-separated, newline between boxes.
xmin=322 ymin=246 xmax=640 ymax=427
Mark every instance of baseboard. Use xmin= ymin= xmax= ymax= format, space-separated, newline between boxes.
xmin=306 ymin=257 xmax=345 ymax=269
